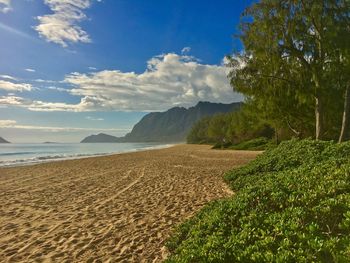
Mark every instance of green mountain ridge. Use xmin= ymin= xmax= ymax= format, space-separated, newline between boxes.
xmin=81 ymin=101 xmax=242 ymax=143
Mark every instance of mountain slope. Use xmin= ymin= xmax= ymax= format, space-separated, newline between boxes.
xmin=81 ymin=101 xmax=242 ymax=143
xmin=124 ymin=101 xmax=241 ymax=142
xmin=0 ymin=137 xmax=10 ymax=143
xmin=80 ymin=133 xmax=119 ymax=143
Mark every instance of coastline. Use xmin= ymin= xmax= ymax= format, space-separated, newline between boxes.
xmin=0 ymin=144 xmax=259 ymax=262
xmin=0 ymin=143 xmax=175 ymax=168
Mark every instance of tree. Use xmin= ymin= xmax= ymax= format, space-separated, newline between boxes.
xmin=187 ymin=117 xmax=211 ymax=144
xmin=229 ymin=0 xmax=350 ymax=141
xmin=335 ymin=1 xmax=350 ymax=142
xmin=207 ymin=114 xmax=230 ymax=144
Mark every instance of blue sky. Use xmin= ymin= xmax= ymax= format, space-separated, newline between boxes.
xmin=0 ymin=0 xmax=253 ymax=143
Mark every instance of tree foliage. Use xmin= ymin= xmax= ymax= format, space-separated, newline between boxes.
xmin=187 ymin=105 xmax=275 ymax=147
xmin=227 ymin=0 xmax=350 ymax=141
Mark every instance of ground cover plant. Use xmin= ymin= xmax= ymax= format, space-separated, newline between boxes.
xmin=166 ymin=139 xmax=350 ymax=262
xmin=211 ymin=137 xmax=275 ymax=151
xmin=228 ymin=137 xmax=275 ymax=151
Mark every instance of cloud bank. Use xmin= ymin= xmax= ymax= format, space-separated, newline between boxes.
xmin=35 ymin=0 xmax=92 ymax=47
xmin=0 ymin=52 xmax=242 ymax=112
xmin=0 ymin=80 xmax=33 ymax=92
xmin=64 ymin=53 xmax=243 ymax=111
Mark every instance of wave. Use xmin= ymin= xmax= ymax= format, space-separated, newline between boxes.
xmin=0 ymin=152 xmax=113 ymax=167
xmin=0 ymin=144 xmax=174 ymax=167
xmin=0 ymin=151 xmax=37 ymax=156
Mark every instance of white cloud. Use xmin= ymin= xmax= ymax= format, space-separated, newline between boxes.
xmin=28 ymin=100 xmax=81 ymax=112
xmin=0 ymin=119 xmax=130 ymax=132
xmin=0 ymin=74 xmax=17 ymax=81
xmin=47 ymin=86 xmax=69 ymax=92
xmin=86 ymin=116 xmax=104 ymax=121
xmin=0 ymin=0 xmax=12 ymax=13
xmin=0 ymin=95 xmax=95 ymax=112
xmin=64 ymin=53 xmax=243 ymax=111
xmin=25 ymin=68 xmax=36 ymax=72
xmin=0 ymin=53 xmax=243 ymax=112
xmin=35 ymin=0 xmax=92 ymax=47
xmin=88 ymin=66 xmax=97 ymax=70
xmin=0 ymin=95 xmax=27 ymax=105
xmin=0 ymin=95 xmax=81 ymax=111
xmin=0 ymin=80 xmax=33 ymax=92
xmin=181 ymin=47 xmax=191 ymax=54
xmin=34 ymin=79 xmax=59 ymax=83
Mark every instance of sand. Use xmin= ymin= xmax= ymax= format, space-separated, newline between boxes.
xmin=0 ymin=144 xmax=259 ymax=262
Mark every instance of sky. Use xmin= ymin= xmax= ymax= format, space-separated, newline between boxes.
xmin=0 ymin=0 xmax=253 ymax=143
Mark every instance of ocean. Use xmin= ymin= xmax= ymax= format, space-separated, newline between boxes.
xmin=0 ymin=143 xmax=173 ymax=167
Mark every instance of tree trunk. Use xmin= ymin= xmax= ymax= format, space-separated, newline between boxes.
xmin=315 ymin=96 xmax=324 ymax=140
xmin=274 ymin=127 xmax=279 ymax=144
xmin=313 ymin=71 xmax=324 ymax=141
xmin=339 ymin=85 xmax=350 ymax=143
xmin=286 ymin=119 xmax=301 ymax=138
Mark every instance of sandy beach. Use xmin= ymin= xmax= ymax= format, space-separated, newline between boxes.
xmin=0 ymin=144 xmax=259 ymax=262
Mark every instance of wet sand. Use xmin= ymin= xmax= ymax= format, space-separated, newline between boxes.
xmin=0 ymin=144 xmax=259 ymax=262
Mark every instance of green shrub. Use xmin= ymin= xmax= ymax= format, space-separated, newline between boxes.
xmin=166 ymin=139 xmax=350 ymax=262
xmin=229 ymin=137 xmax=275 ymax=151
xmin=212 ymin=142 xmax=233 ymax=149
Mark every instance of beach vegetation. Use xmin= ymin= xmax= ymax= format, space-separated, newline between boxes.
xmin=227 ymin=0 xmax=350 ymax=142
xmin=166 ymin=139 xmax=350 ymax=262
xmin=188 ymin=0 xmax=350 ymax=147
xmin=175 ymin=0 xmax=350 ymax=261
xmin=187 ymin=105 xmax=275 ymax=149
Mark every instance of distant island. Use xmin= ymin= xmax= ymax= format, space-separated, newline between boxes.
xmin=0 ymin=137 xmax=10 ymax=143
xmin=81 ymin=133 xmax=120 ymax=143
xmin=81 ymin=101 xmax=242 ymax=143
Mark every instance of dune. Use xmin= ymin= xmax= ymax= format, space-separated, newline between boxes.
xmin=0 ymin=144 xmax=259 ymax=262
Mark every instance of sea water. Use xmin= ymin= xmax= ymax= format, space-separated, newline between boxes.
xmin=0 ymin=143 xmax=172 ymax=167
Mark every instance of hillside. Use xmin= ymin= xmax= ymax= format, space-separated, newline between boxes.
xmin=80 ymin=133 xmax=119 ymax=143
xmin=81 ymin=101 xmax=242 ymax=143
xmin=123 ymin=101 xmax=242 ymax=142
xmin=0 ymin=137 xmax=10 ymax=143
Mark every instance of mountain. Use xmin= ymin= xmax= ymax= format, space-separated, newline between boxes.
xmin=80 ymin=133 xmax=119 ymax=143
xmin=123 ymin=101 xmax=242 ymax=142
xmin=81 ymin=101 xmax=242 ymax=143
xmin=0 ymin=137 xmax=10 ymax=143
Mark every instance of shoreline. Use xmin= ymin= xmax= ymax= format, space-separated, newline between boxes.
xmin=0 ymin=143 xmax=176 ymax=168
xmin=0 ymin=144 xmax=259 ymax=262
